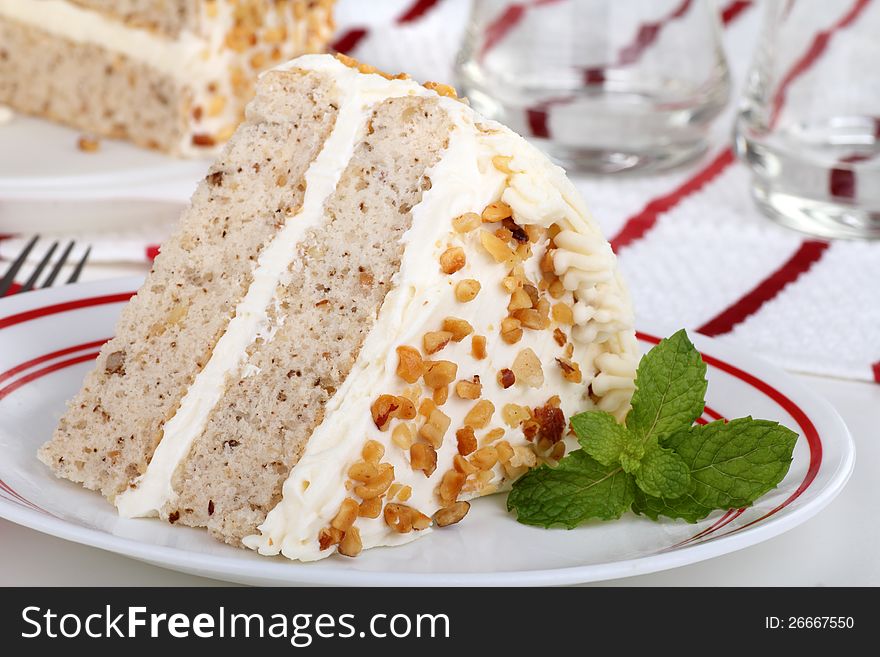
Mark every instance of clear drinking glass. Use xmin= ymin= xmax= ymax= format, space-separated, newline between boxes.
xmin=455 ymin=0 xmax=731 ymax=173
xmin=735 ymin=0 xmax=880 ymax=239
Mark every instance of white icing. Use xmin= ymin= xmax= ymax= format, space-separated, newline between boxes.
xmin=243 ymin=57 xmax=638 ymax=561
xmin=116 ymin=57 xmax=440 ymax=517
xmin=104 ymin=52 xmax=635 ymax=557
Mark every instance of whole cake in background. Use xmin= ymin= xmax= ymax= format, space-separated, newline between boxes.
xmin=38 ymin=54 xmax=638 ymax=561
xmin=0 ymin=0 xmax=335 ymax=156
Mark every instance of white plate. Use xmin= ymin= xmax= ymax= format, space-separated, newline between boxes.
xmin=0 ymin=277 xmax=855 ymax=586
xmin=0 ymin=114 xmax=209 ymax=202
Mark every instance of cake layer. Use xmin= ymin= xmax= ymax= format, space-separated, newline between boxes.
xmin=0 ymin=16 xmax=191 ymax=152
xmin=0 ymin=0 xmax=335 ymax=154
xmin=67 ymin=0 xmax=199 ymax=37
xmin=170 ymin=94 xmax=454 ymax=544
xmin=38 ymin=67 xmax=339 ymax=497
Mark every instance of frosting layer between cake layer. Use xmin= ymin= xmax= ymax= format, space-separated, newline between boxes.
xmin=115 ymin=55 xmax=451 ymax=517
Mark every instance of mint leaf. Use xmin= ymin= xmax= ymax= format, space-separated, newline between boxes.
xmin=507 ymin=451 xmax=635 ymax=528
xmin=626 ymin=329 xmax=707 ymax=444
xmin=632 ymin=487 xmax=714 ymax=523
xmin=633 ymin=418 xmax=798 ymax=522
xmin=619 ymin=443 xmax=645 ymax=474
xmin=571 ymin=411 xmax=628 ymax=467
xmin=665 ymin=417 xmax=797 ymax=509
xmin=633 ymin=441 xmax=692 ymax=499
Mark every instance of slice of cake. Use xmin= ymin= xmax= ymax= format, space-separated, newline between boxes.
xmin=0 ymin=0 xmax=334 ymax=155
xmin=39 ymin=54 xmax=638 ymax=561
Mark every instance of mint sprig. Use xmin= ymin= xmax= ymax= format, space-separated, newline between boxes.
xmin=507 ymin=329 xmax=798 ymax=528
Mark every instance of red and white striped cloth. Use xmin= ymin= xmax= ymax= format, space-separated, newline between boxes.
xmin=330 ymin=0 xmax=879 ymax=383
xmin=3 ymin=0 xmax=878 ymax=383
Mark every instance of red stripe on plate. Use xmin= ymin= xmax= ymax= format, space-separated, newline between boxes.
xmin=873 ymin=361 xmax=880 ymax=383
xmin=332 ymin=0 xmax=444 ymax=54
xmin=703 ymin=405 xmax=723 ymax=420
xmin=0 ymin=292 xmax=134 ymax=331
xmin=696 ymin=241 xmax=830 ymax=337
xmin=146 ymin=245 xmax=160 ymax=261
xmin=0 ymin=339 xmax=111 ymax=386
xmin=636 ymin=330 xmax=823 ymax=545
xmin=0 ymin=352 xmax=101 ymax=402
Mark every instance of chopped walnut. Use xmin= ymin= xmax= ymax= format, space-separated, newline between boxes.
xmin=455 ymin=376 xmax=482 ymax=400
xmin=508 ymin=288 xmax=532 ymax=312
xmin=384 ymin=503 xmax=432 ymax=533
xmin=371 ymin=395 xmax=416 ymax=430
xmin=419 ymin=408 xmax=451 ymax=448
xmin=433 ymin=385 xmax=449 ymax=406
xmin=512 ymin=348 xmax=544 ymax=388
xmin=510 ymin=445 xmax=538 ymax=468
xmin=424 ymin=81 xmax=459 ymax=98
xmin=471 ymin=335 xmax=487 ymax=359
xmin=442 ymin=317 xmax=473 ymax=341
xmin=553 ymin=328 xmax=567 ymax=347
xmin=424 ymin=330 xmax=453 ymax=355
xmin=354 ymin=464 xmax=394 ymax=499
xmin=338 ymin=527 xmax=362 ymax=557
xmin=419 ymin=398 xmax=437 ymax=417
xmin=481 ymin=201 xmax=513 ymax=223
xmin=440 ymin=247 xmax=466 ymax=274
xmin=452 ymin=212 xmax=482 ymax=233
xmin=433 ymin=501 xmax=470 ymax=527
xmin=77 ymin=135 xmax=100 ymax=152
xmin=482 ymin=428 xmax=505 ymax=444
xmin=455 ymin=279 xmax=481 ymax=303
xmin=453 ymin=453 xmax=479 ymax=475
xmin=470 ymin=446 xmax=498 ymax=471
xmin=362 ymin=440 xmax=385 ymax=464
xmin=502 ymin=403 xmax=531 ymax=428
xmin=480 ymin=231 xmax=515 ymax=264
xmin=331 ymin=498 xmax=359 ymax=532
xmin=512 ymin=308 xmax=550 ymax=330
xmin=438 ymin=470 xmax=466 ymax=506
xmin=410 ymin=443 xmax=438 ymax=476
xmin=318 ymin=527 xmax=343 ymax=551
xmin=495 ymin=440 xmax=515 ymax=464
xmin=552 ymin=303 xmax=574 ymax=325
xmin=456 ymin=426 xmax=477 ymax=455
xmin=548 ymin=279 xmax=566 ymax=299
xmin=533 ymin=402 xmax=566 ymax=444
xmin=358 ymin=497 xmax=382 ymax=518
xmin=497 ymin=368 xmax=515 ymax=389
xmin=500 ymin=317 xmax=523 ymax=344
xmin=396 ymin=345 xmax=425 ymax=383
xmin=556 ymin=357 xmax=583 ymax=383
xmin=392 ymin=423 xmax=414 ymax=450
xmin=423 ymin=360 xmax=458 ymax=389
xmin=463 ymin=399 xmax=495 ymax=429
xmin=541 ymin=248 xmax=556 ymax=273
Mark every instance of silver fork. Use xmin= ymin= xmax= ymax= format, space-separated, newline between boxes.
xmin=0 ymin=236 xmax=91 ymax=297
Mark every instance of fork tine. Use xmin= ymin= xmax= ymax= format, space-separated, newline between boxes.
xmin=20 ymin=241 xmax=59 ymax=293
xmin=67 ymin=245 xmax=91 ymax=284
xmin=41 ymin=240 xmax=76 ymax=289
xmin=0 ymin=235 xmax=40 ymax=297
